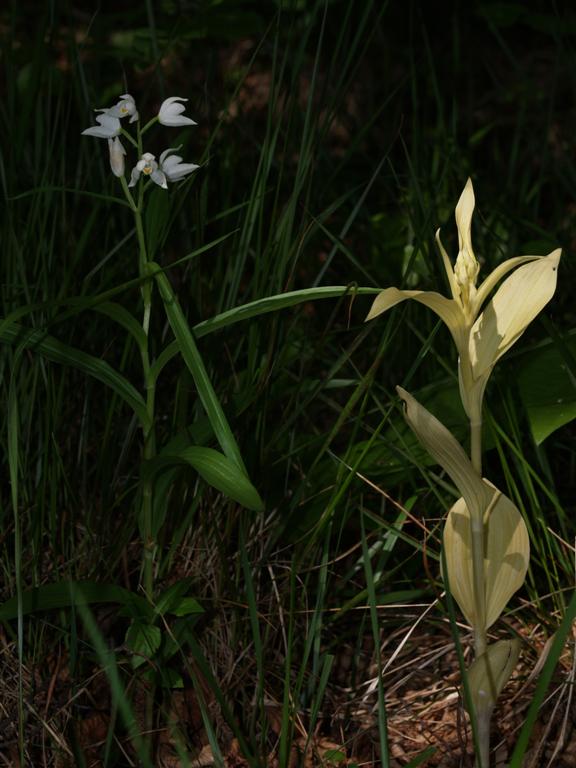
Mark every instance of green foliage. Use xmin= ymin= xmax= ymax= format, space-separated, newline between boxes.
xmin=1 ymin=0 xmax=575 ymax=765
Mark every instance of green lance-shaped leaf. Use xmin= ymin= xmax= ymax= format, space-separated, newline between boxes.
xmin=467 ymin=639 xmax=521 ymax=717
xmin=150 ymin=263 xmax=246 ymax=474
xmin=143 ymin=446 xmax=264 ymax=512
xmin=443 ymin=491 xmax=530 ymax=629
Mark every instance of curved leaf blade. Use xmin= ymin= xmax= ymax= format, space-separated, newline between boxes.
xmin=443 ymin=489 xmax=529 ymax=629
xmin=146 ymin=446 xmax=264 ymax=512
xmin=0 ymin=324 xmax=149 ymax=427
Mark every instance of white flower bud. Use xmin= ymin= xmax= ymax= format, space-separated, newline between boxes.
xmin=107 ymin=137 xmax=126 ymax=178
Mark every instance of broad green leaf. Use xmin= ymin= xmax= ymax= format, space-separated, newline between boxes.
xmin=171 ymin=598 xmax=205 ymax=617
xmin=125 ymin=622 xmax=162 ymax=668
xmin=443 ymin=489 xmax=529 ymax=629
xmin=516 ymin=335 xmax=576 ymax=444
xmin=0 ymin=581 xmax=150 ymax=621
xmin=145 ymin=446 xmax=264 ymax=512
xmin=153 ymin=578 xmax=202 ymax=617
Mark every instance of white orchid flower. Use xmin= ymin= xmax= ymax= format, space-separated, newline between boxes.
xmin=107 ymin=137 xmax=126 ymax=178
xmin=366 ymin=179 xmax=561 ymax=424
xmin=81 ymin=113 xmax=121 ymax=139
xmin=159 ymin=147 xmax=199 ymax=182
xmin=129 ymin=149 xmax=199 ymax=189
xmin=128 ymin=153 xmax=167 ymax=188
xmin=100 ymin=93 xmax=139 ymax=123
xmin=158 ymin=97 xmax=197 ymax=127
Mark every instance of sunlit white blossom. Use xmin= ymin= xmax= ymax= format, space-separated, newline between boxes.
xmin=81 ymin=113 xmax=121 ymax=139
xmin=158 ymin=97 xmax=197 ymax=127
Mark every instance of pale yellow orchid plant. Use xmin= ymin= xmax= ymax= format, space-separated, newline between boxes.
xmin=367 ymin=178 xmax=560 ymax=472
xmin=366 ymin=180 xmax=561 ymax=768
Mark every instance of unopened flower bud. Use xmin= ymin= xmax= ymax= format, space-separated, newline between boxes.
xmin=108 ymin=137 xmax=126 ymax=178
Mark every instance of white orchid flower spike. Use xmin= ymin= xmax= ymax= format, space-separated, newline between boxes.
xmin=366 ymin=179 xmax=561 ymax=424
xmin=81 ymin=113 xmax=121 ymax=139
xmin=158 ymin=97 xmax=197 ymax=127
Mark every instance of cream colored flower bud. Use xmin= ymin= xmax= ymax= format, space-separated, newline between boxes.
xmin=107 ymin=137 xmax=126 ymax=178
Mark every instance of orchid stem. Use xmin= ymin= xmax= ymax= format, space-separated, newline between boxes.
xmin=132 ymin=185 xmax=157 ymax=758
xmin=470 ymin=418 xmax=482 ymax=476
xmin=470 ymin=413 xmax=489 ymax=765
xmin=135 ymin=205 xmax=156 ymax=602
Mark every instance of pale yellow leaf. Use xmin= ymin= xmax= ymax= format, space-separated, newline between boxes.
xmin=397 ymin=387 xmax=492 ymax=523
xmin=467 ymin=639 xmax=520 ymax=716
xmin=443 ymin=486 xmax=530 ymax=629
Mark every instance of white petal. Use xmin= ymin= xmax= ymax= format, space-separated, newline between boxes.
xmin=472 ymin=254 xmax=543 ymax=316
xmin=151 ymin=169 xmax=168 ymax=188
xmin=82 ymin=125 xmax=113 ymax=138
xmin=158 ymin=97 xmax=197 ymax=126
xmin=159 ymin=145 xmax=182 ymax=165
xmin=81 ymin=113 xmax=121 ymax=139
xmin=162 ymin=154 xmax=184 ymax=172
xmin=435 ymin=229 xmax=460 ymax=302
xmin=455 ymin=178 xmax=475 ymax=259
xmin=164 ymin=162 xmax=199 ymax=181
xmin=128 ymin=167 xmax=141 ymax=187
xmin=105 ymin=94 xmax=138 ymax=121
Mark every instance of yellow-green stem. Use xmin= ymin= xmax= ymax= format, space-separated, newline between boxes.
xmin=471 ymin=418 xmax=482 ymax=476
xmin=470 ymin=416 xmax=486 ymax=657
